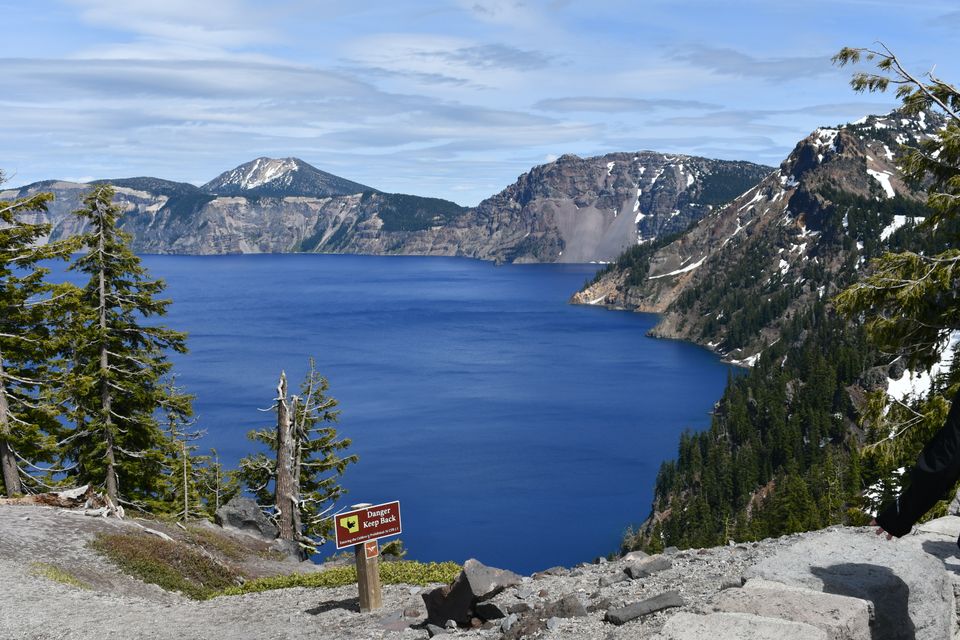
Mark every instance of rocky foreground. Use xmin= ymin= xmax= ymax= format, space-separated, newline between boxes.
xmin=2 ymin=504 xmax=959 ymax=639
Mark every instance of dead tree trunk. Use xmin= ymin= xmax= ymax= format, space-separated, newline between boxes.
xmin=275 ymin=372 xmax=296 ymax=541
xmin=291 ymin=396 xmax=304 ymax=553
xmin=98 ymin=222 xmax=118 ymax=505
xmin=181 ymin=441 xmax=189 ymax=521
xmin=0 ymin=355 xmax=23 ymax=497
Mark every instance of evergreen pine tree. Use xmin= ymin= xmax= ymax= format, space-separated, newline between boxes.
xmin=0 ymin=175 xmax=77 ymax=497
xmin=61 ymin=185 xmax=190 ymax=507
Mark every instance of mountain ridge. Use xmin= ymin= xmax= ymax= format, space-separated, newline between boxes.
xmin=3 ymin=153 xmax=771 ymax=263
xmin=573 ymin=109 xmax=942 ymax=363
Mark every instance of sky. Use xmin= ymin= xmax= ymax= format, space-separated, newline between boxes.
xmin=1 ymin=0 xmax=957 ymax=206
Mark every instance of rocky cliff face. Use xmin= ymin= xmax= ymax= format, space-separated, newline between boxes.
xmin=574 ymin=110 xmax=941 ymax=363
xmin=3 ymin=154 xmax=770 ymax=263
xmin=447 ymin=152 xmax=771 ymax=264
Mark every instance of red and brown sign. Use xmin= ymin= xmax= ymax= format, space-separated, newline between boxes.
xmin=334 ymin=501 xmax=402 ymax=549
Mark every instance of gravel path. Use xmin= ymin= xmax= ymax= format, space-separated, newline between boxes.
xmin=1 ymin=504 xmax=803 ymax=640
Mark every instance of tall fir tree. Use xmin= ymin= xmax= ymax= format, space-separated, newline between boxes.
xmin=239 ymin=359 xmax=357 ymax=555
xmin=61 ymin=185 xmax=191 ymax=507
xmin=0 ymin=175 xmax=77 ymax=497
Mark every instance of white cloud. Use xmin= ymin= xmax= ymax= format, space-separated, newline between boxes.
xmin=65 ymin=0 xmax=281 ymax=58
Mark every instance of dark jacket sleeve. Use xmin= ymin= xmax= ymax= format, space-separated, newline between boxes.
xmin=876 ymin=389 xmax=960 ymax=537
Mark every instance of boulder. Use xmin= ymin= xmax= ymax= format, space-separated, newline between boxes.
xmin=604 ymin=590 xmax=684 ymax=625
xmin=269 ymin=537 xmax=302 ymax=560
xmin=745 ymin=528 xmax=953 ymax=640
xmin=710 ymin=578 xmax=872 ymax=640
xmin=422 ymin=559 xmax=521 ymax=626
xmin=215 ymin=496 xmax=277 ymax=539
xmin=598 ymin=572 xmax=629 ymax=587
xmin=460 ymin=559 xmax=522 ymax=601
xmin=654 ymin=612 xmax=829 ymax=640
xmin=621 ymin=549 xmax=648 ymax=561
xmin=624 ymin=555 xmax=672 ymax=579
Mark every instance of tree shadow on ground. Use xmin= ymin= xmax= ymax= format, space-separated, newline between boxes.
xmin=306 ymin=597 xmax=360 ymax=615
xmin=810 ymin=563 xmax=915 ymax=640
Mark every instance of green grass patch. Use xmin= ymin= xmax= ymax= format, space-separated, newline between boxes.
xmin=221 ymin=560 xmax=461 ymax=596
xmin=90 ymin=532 xmax=240 ymax=600
xmin=30 ymin=562 xmax=91 ymax=590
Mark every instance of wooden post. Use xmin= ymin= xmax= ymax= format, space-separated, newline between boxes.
xmin=355 ymin=539 xmax=382 ymax=612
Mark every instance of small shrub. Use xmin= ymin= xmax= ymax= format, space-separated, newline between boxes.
xmin=90 ymin=532 xmax=239 ymax=600
xmin=380 ymin=539 xmax=407 ymax=559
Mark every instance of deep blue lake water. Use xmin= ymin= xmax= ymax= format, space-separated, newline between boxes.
xmin=60 ymin=254 xmax=733 ymax=574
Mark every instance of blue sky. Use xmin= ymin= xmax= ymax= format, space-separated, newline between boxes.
xmin=1 ymin=0 xmax=956 ymax=205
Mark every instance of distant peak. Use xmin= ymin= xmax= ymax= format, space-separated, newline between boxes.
xmin=201 ymin=157 xmax=374 ymax=198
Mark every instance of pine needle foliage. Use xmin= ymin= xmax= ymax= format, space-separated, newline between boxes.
xmin=833 ymin=45 xmax=960 ymax=470
xmin=61 ymin=184 xmax=191 ymax=505
xmin=0 ymin=175 xmax=78 ymax=496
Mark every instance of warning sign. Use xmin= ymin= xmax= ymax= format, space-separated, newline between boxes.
xmin=334 ymin=501 xmax=402 ymax=549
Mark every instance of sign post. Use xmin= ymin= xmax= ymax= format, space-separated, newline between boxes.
xmin=335 ymin=501 xmax=402 ymax=613
xmin=355 ymin=540 xmax=381 ymax=612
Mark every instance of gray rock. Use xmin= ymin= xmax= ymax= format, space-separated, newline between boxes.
xmin=663 ymin=546 xmax=680 ymax=555
xmin=745 ymin=528 xmax=953 ymax=640
xmin=501 ymin=611 xmax=546 ymax=640
xmin=269 ymin=537 xmax=302 ymax=560
xmin=444 ymin=619 xmax=457 ymax=629
xmin=914 ymin=514 xmax=960 ymax=537
xmin=542 ymin=593 xmax=586 ymax=619
xmin=516 ymin=586 xmax=535 ymax=600
xmin=532 ymin=566 xmax=568 ymax=579
xmin=473 ymin=601 xmax=507 ymax=620
xmin=621 ymin=550 xmax=648 ymax=561
xmin=710 ymin=578 xmax=872 ymax=640
xmin=719 ymin=576 xmax=743 ymax=591
xmin=654 ymin=612 xmax=829 ymax=640
xmin=598 ymin=573 xmax=629 ymax=588
xmin=545 ymin=617 xmax=560 ymax=631
xmin=604 ymin=590 xmax=684 ymax=625
xmin=459 ymin=558 xmax=522 ymax=601
xmin=422 ymin=559 xmax=521 ymax=626
xmin=422 ymin=582 xmax=473 ymax=627
xmin=214 ymin=496 xmax=278 ymax=539
xmin=586 ymin=597 xmax=612 ymax=613
xmin=624 ymin=555 xmax=672 ymax=579
xmin=506 ymin=602 xmax=531 ymax=615
xmin=500 ymin=613 xmax=518 ymax=633
xmin=425 ymin=623 xmax=446 ymax=637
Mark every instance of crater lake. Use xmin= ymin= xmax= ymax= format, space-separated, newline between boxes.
xmin=64 ymin=254 xmax=733 ymax=574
